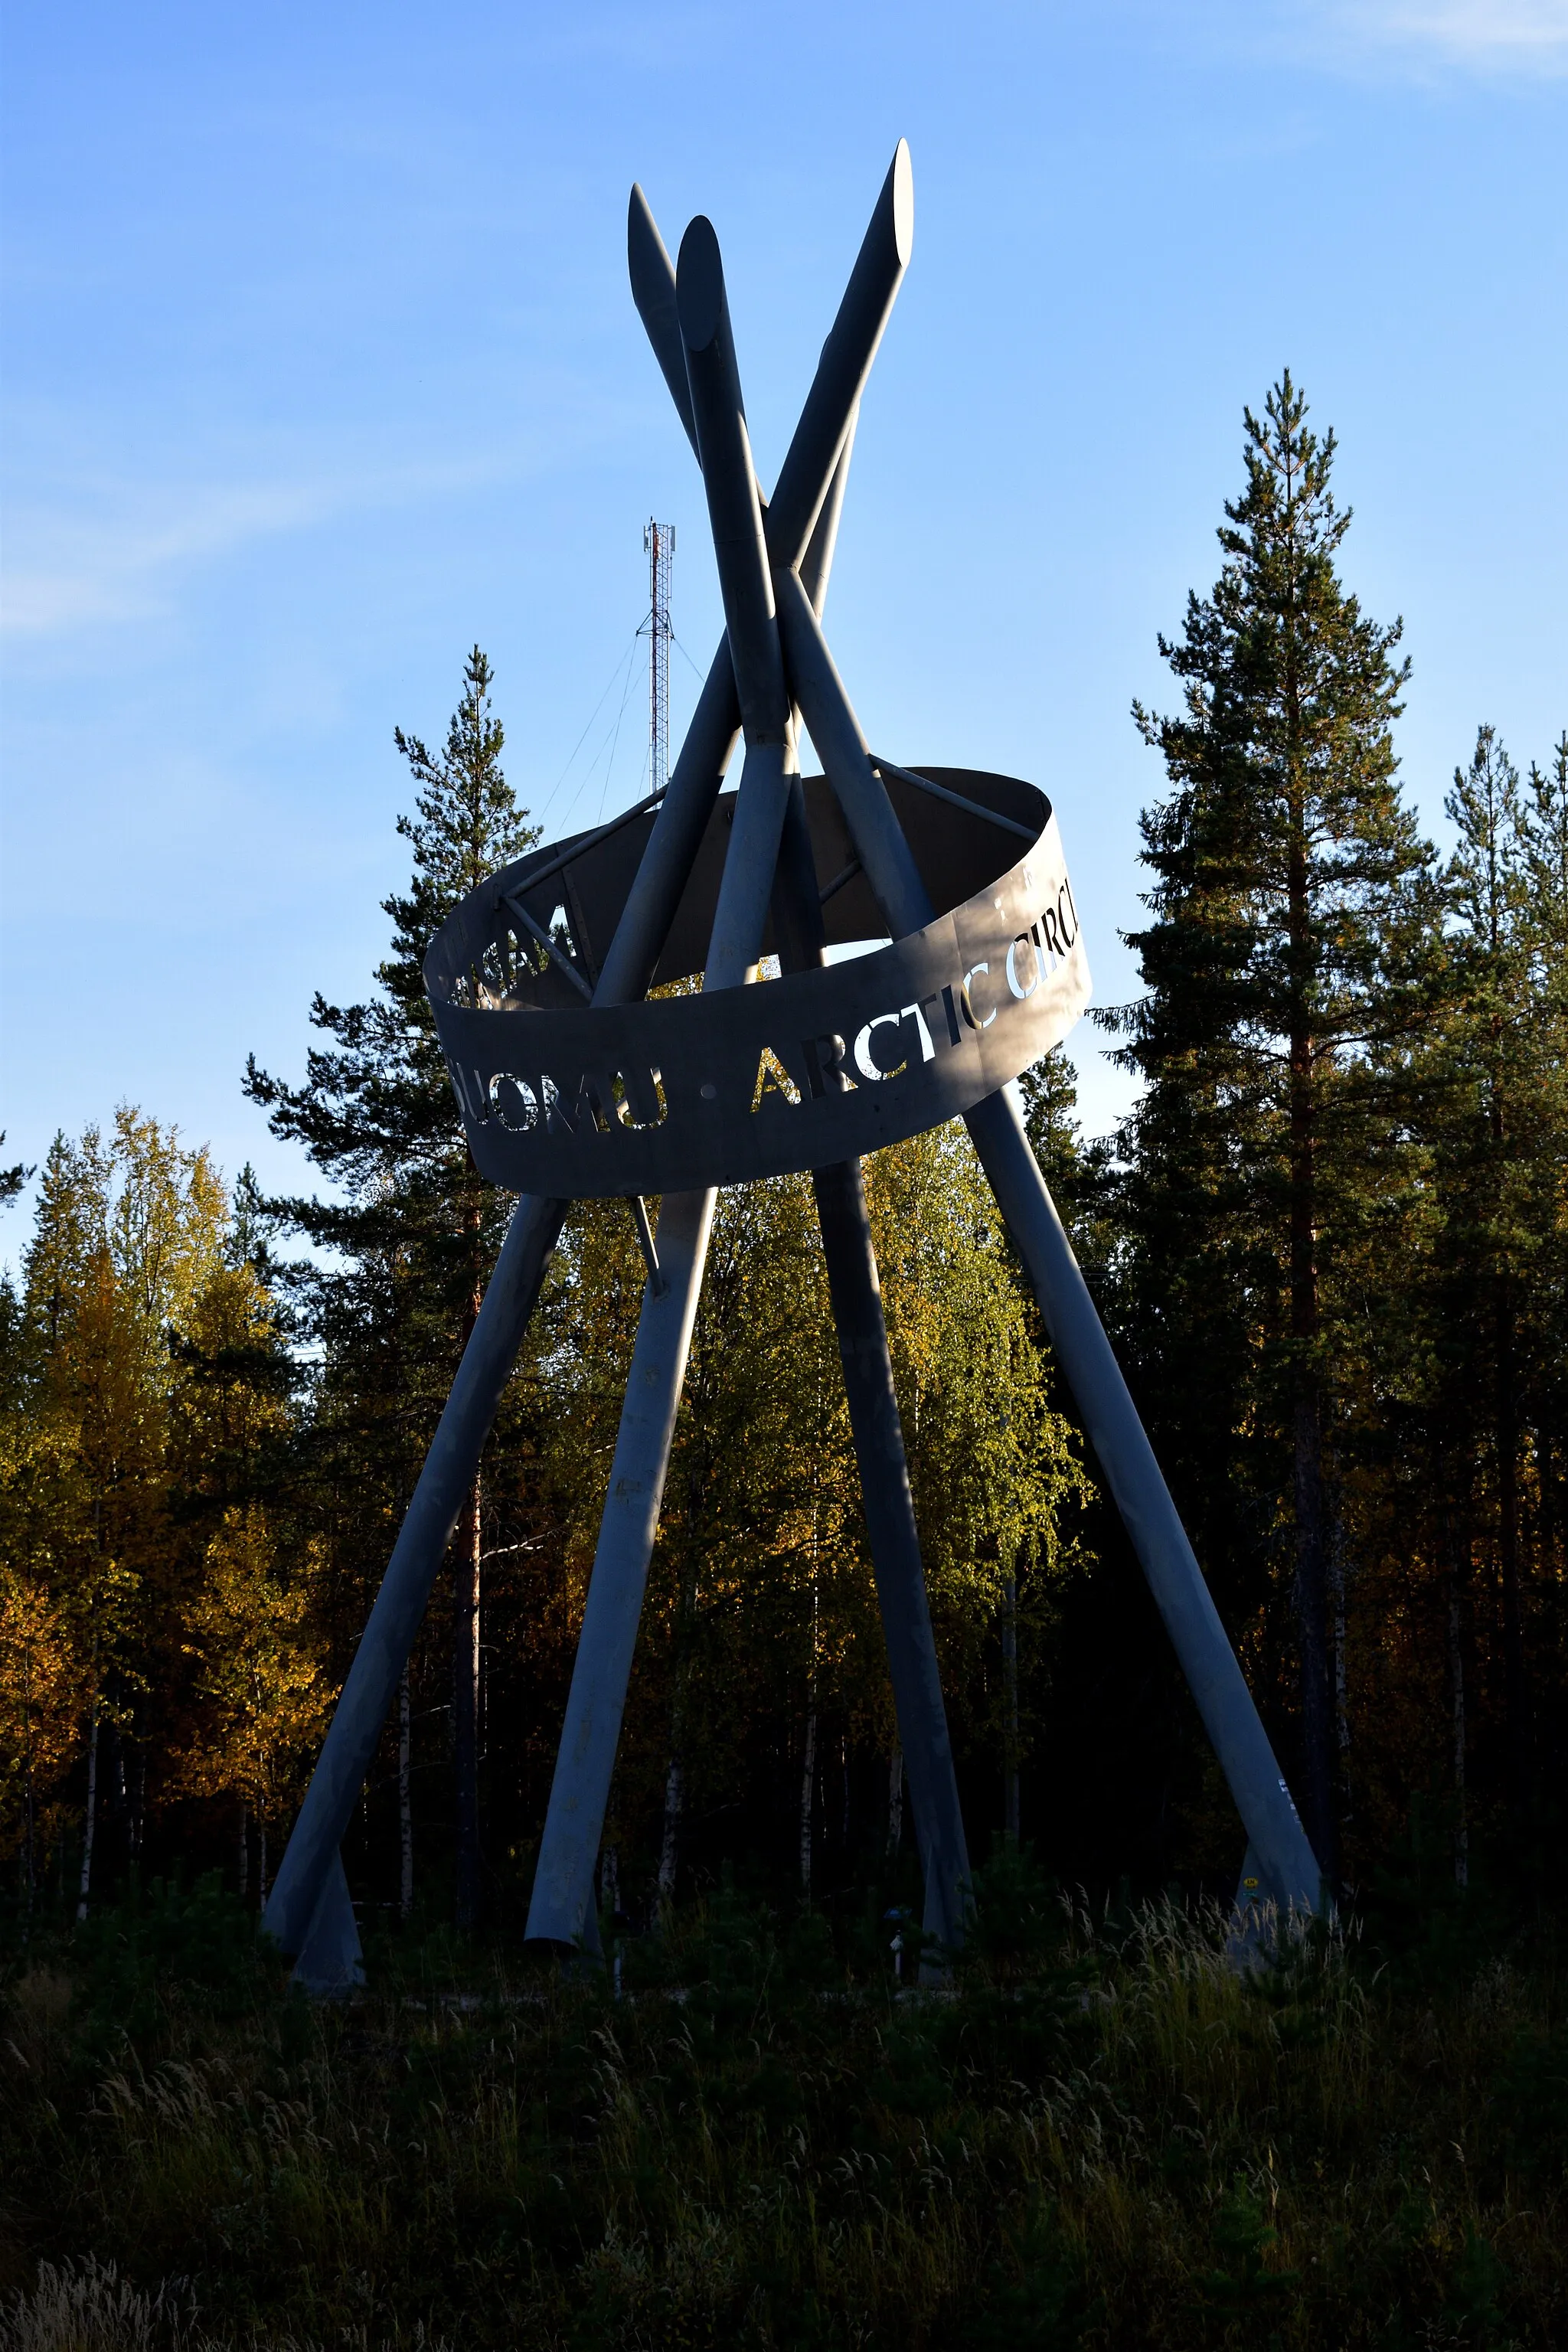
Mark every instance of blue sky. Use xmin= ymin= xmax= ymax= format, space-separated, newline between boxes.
xmin=2 ymin=0 xmax=1565 ymax=1256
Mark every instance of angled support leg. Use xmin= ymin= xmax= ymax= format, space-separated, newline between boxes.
xmin=528 ymin=211 xmax=799 ymax=1951
xmin=263 ymin=615 xmax=745 ymax=1971
xmin=524 ymin=721 xmax=790 ymax=1949
xmin=277 ymin=158 xmax=909 ymax=1967
xmin=292 ymin=1847 xmax=365 ymax=1997
xmin=814 ymin=1165 xmax=972 ymax=1959
xmin=773 ymin=779 xmax=971 ymax=1958
xmin=528 ymin=187 xmax=900 ymax=1950
xmin=263 ymin=1191 xmax=568 ymax=1960
xmin=965 ymin=1089 xmax=1324 ymax=1911
xmin=773 ymin=564 xmax=1325 ymax=1919
xmin=524 ymin=1184 xmax=716 ymax=1946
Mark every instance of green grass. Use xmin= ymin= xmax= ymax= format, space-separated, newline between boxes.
xmin=2 ymin=1855 xmax=1564 ymax=2348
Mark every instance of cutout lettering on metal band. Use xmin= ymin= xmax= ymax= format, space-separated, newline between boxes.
xmin=427 ymin=779 xmax=1089 ymax=1198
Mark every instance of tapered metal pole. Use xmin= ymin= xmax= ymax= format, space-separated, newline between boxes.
xmin=773 ymin=568 xmax=929 ymax=919
xmin=629 ymin=185 xmax=699 ymax=459
xmin=772 ymin=569 xmax=1325 ymax=1918
xmin=522 ymin=766 xmax=790 ymax=1949
xmin=263 ymin=596 xmax=746 ymax=1969
xmin=530 ymin=184 xmax=901 ymax=1952
xmin=765 ymin=140 xmax=911 ymax=568
xmin=524 ymin=1185 xmax=717 ymax=1946
xmin=282 ymin=162 xmax=916 ymax=1966
xmin=526 ymin=217 xmax=799 ymax=1948
xmin=263 ymin=1194 xmax=567 ymax=1959
xmin=630 ymin=156 xmax=899 ymax=577
xmin=964 ymin=1092 xmax=1321 ymax=1909
xmin=798 ymin=411 xmax=856 ymax=616
xmin=596 ymin=645 xmax=740 ymax=1000
xmin=675 ymin=214 xmax=789 ymax=744
xmin=814 ymin=1163 xmax=970 ymax=1947
xmin=773 ymin=779 xmax=971 ymax=1955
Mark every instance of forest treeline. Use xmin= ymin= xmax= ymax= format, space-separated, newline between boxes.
xmin=3 ymin=375 xmax=1565 ymax=1932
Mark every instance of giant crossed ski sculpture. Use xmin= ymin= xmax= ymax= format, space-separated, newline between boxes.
xmin=263 ymin=144 xmax=1323 ymax=1991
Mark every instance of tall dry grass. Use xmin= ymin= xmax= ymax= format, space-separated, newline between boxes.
xmin=2 ymin=1863 xmax=1563 ymax=2347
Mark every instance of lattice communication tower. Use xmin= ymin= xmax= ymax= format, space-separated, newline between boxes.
xmin=640 ymin=519 xmax=675 ymax=798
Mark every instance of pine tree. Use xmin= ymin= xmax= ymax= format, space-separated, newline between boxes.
xmin=1521 ymin=740 xmax=1568 ymax=1573
xmin=244 ymin=649 xmax=539 ymax=1929
xmin=1442 ymin=732 xmax=1533 ymax=1809
xmin=1414 ymin=727 xmax=1568 ymax=1834
xmin=0 ymin=1135 xmax=32 ymax=1210
xmin=1109 ymin=375 xmax=1435 ymax=1881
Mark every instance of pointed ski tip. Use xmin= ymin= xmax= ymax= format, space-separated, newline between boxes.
xmin=890 ymin=139 xmax=913 ymax=266
xmin=628 ymin=184 xmax=674 ymax=296
xmin=676 ymin=214 xmax=725 ymax=352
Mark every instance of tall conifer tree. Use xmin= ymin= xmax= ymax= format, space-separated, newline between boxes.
xmin=1442 ymin=732 xmax=1533 ymax=1807
xmin=1415 ymin=727 xmax=1568 ymax=1831
xmin=246 ymin=649 xmax=538 ymax=1927
xmin=1110 ymin=376 xmax=1433 ymax=1880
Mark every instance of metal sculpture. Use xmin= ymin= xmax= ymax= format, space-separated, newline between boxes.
xmin=263 ymin=143 xmax=1323 ymax=1993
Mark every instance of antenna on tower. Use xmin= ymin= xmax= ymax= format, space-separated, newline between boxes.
xmin=639 ymin=519 xmax=675 ymax=799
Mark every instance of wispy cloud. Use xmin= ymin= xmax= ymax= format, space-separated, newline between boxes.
xmin=1 ymin=480 xmax=336 ymax=635
xmin=0 ymin=439 xmax=559 ymax=639
xmin=1317 ymin=0 xmax=1568 ymax=71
